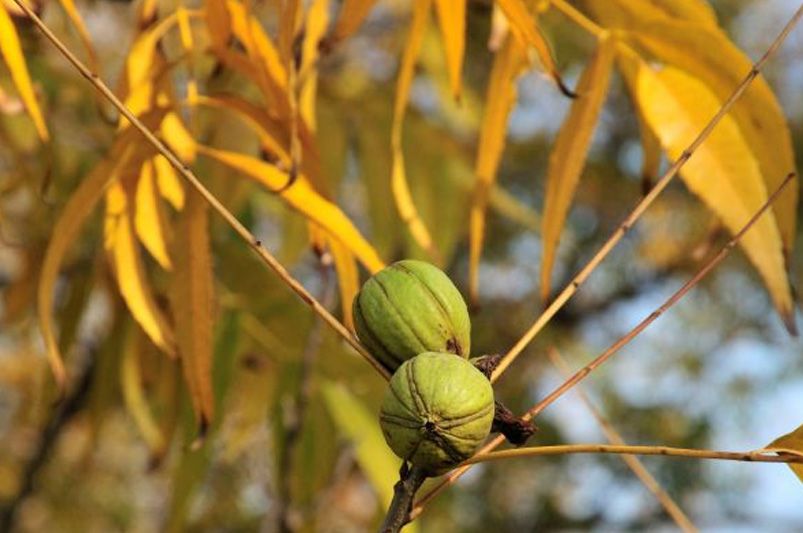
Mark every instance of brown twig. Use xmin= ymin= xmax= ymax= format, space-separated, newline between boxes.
xmin=490 ymin=3 xmax=803 ymax=382
xmin=410 ymin=172 xmax=797 ymax=519
xmin=379 ymin=464 xmax=429 ymax=533
xmin=11 ymin=0 xmax=391 ymax=383
xmin=547 ymin=348 xmax=697 ymax=533
xmin=464 ymin=444 xmax=803 ymax=465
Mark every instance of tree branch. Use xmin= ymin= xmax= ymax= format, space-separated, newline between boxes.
xmin=379 ymin=464 xmax=428 ymax=533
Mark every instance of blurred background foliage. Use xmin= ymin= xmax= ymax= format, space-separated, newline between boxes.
xmin=0 ymin=0 xmax=802 ymax=531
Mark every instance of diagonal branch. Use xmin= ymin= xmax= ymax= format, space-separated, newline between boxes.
xmin=11 ymin=0 xmax=391 ymax=383
xmin=490 ymin=3 xmax=803 ymax=382
xmin=410 ymin=172 xmax=797 ymax=520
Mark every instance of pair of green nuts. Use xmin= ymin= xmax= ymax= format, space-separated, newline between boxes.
xmin=353 ymin=260 xmax=494 ymax=475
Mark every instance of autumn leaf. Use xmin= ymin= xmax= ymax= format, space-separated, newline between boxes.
xmin=635 ymin=62 xmax=794 ymax=328
xmin=330 ymin=0 xmax=378 ymax=44
xmin=540 ymin=35 xmax=615 ymax=302
xmin=0 ymin=5 xmax=48 ymax=140
xmin=299 ymin=0 xmax=330 ymax=131
xmin=172 ymin=189 xmax=215 ymax=432
xmin=134 ymin=159 xmax=173 ymax=269
xmin=434 ymin=0 xmax=466 ymax=99
xmin=57 ymin=0 xmax=100 ymax=73
xmin=204 ymin=0 xmax=231 ymax=49
xmin=584 ymin=0 xmax=718 ymax=29
xmin=391 ymin=0 xmax=439 ymax=259
xmin=154 ymin=155 xmax=186 ymax=210
xmin=196 ymin=145 xmax=385 ymax=273
xmin=765 ymin=424 xmax=803 ymax=483
xmin=468 ymin=36 xmax=528 ymax=301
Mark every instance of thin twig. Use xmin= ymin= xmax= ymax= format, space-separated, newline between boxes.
xmin=464 ymin=444 xmax=803 ymax=465
xmin=490 ymin=3 xmax=803 ymax=382
xmin=547 ymin=348 xmax=697 ymax=533
xmin=11 ymin=0 xmax=391 ymax=382
xmin=379 ymin=465 xmax=429 ymax=533
xmin=410 ymin=172 xmax=797 ymax=519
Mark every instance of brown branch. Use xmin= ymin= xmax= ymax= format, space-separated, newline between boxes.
xmin=11 ymin=0 xmax=391 ymax=383
xmin=547 ymin=348 xmax=697 ymax=533
xmin=490 ymin=4 xmax=803 ymax=382
xmin=464 ymin=444 xmax=803 ymax=465
xmin=410 ymin=172 xmax=797 ymax=520
xmin=379 ymin=464 xmax=429 ymax=533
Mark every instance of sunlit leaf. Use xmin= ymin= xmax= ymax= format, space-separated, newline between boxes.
xmin=765 ymin=424 xmax=803 ymax=483
xmin=434 ymin=0 xmax=466 ymax=98
xmin=135 ymin=159 xmax=173 ymax=269
xmin=0 ymin=5 xmax=48 ymax=140
xmin=121 ymin=327 xmax=167 ymax=458
xmin=196 ymin=144 xmax=384 ymax=273
xmin=630 ymin=21 xmax=798 ymax=257
xmin=540 ymin=35 xmax=615 ymax=302
xmin=321 ymin=381 xmax=400 ymax=510
xmin=635 ymin=62 xmax=794 ymax=327
xmin=330 ymin=0 xmax=378 ymax=43
xmin=172 ymin=189 xmax=216 ymax=431
xmin=154 ymin=155 xmax=186 ymax=210
xmin=204 ymin=0 xmax=231 ymax=49
xmin=161 ymin=112 xmax=197 ymax=163
xmin=468 ymin=36 xmax=528 ymax=301
xmin=299 ymin=0 xmax=330 ymax=131
xmin=585 ymin=0 xmax=718 ymax=29
xmin=105 ymin=180 xmax=177 ymax=356
xmin=390 ymin=0 xmax=438 ymax=259
xmin=495 ymin=0 xmax=566 ymax=93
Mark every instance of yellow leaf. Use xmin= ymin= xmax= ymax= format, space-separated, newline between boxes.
xmin=468 ymin=36 xmax=527 ymax=301
xmin=0 ymin=5 xmax=48 ymax=140
xmin=765 ymin=424 xmax=803 ymax=483
xmin=321 ymin=382 xmax=401 ymax=510
xmin=57 ymin=0 xmax=100 ymax=74
xmin=327 ymin=236 xmax=359 ymax=332
xmin=176 ymin=6 xmax=194 ymax=50
xmin=154 ymin=155 xmax=186 ymax=210
xmin=196 ymin=145 xmax=385 ymax=273
xmin=204 ymin=0 xmax=231 ymax=49
xmin=391 ymin=0 xmax=438 ymax=259
xmin=434 ymin=0 xmax=466 ymax=98
xmin=135 ymin=159 xmax=173 ymax=269
xmin=105 ymin=180 xmax=177 ymax=356
xmin=126 ymin=14 xmax=179 ymax=95
xmin=172 ymin=189 xmax=216 ymax=430
xmin=584 ymin=0 xmax=718 ymax=29
xmin=629 ymin=20 xmax=797 ymax=257
xmin=161 ymin=112 xmax=197 ymax=163
xmin=299 ymin=0 xmax=330 ymax=131
xmin=636 ymin=64 xmax=794 ymax=326
xmin=121 ymin=327 xmax=167 ymax=457
xmin=540 ymin=36 xmax=615 ymax=302
xmin=330 ymin=0 xmax=378 ymax=43
xmin=495 ymin=0 xmax=566 ymax=94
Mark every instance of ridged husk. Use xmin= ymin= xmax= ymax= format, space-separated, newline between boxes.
xmin=379 ymin=352 xmax=494 ymax=475
xmin=353 ymin=260 xmax=471 ymax=372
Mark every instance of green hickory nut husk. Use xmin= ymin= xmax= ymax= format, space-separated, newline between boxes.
xmin=379 ymin=352 xmax=495 ymax=475
xmin=352 ymin=259 xmax=471 ymax=372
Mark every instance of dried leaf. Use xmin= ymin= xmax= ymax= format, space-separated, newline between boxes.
xmin=468 ymin=36 xmax=527 ymax=301
xmin=330 ymin=0 xmax=378 ymax=43
xmin=321 ymin=382 xmax=400 ymax=510
xmin=0 ymin=5 xmax=48 ymax=140
xmin=204 ymin=0 xmax=231 ymax=49
xmin=105 ymin=180 xmax=177 ymax=356
xmin=172 ymin=189 xmax=215 ymax=430
xmin=540 ymin=36 xmax=615 ymax=302
xmin=196 ymin=144 xmax=384 ymax=273
xmin=635 ymin=63 xmax=794 ymax=327
xmin=765 ymin=424 xmax=803 ymax=483
xmin=391 ymin=0 xmax=438 ymax=259
xmin=57 ymin=0 xmax=100 ymax=73
xmin=434 ymin=0 xmax=466 ymax=98
xmin=135 ymin=159 xmax=173 ymax=269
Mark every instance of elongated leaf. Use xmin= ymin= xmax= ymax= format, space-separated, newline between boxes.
xmin=105 ymin=180 xmax=177 ymax=355
xmin=299 ymin=0 xmax=330 ymax=131
xmin=434 ymin=0 xmax=466 ymax=98
xmin=161 ymin=112 xmax=197 ymax=163
xmin=196 ymin=145 xmax=384 ymax=273
xmin=468 ymin=36 xmax=527 ymax=301
xmin=154 ymin=155 xmax=186 ymax=210
xmin=540 ymin=36 xmax=615 ymax=302
xmin=391 ymin=0 xmax=437 ymax=259
xmin=765 ymin=424 xmax=803 ymax=483
xmin=135 ymin=159 xmax=172 ymax=269
xmin=327 ymin=236 xmax=359 ymax=332
xmin=321 ymin=382 xmax=400 ymax=510
xmin=57 ymin=0 xmax=100 ymax=73
xmin=0 ymin=5 xmax=48 ymax=140
xmin=635 ymin=63 xmax=794 ymax=327
xmin=172 ymin=189 xmax=215 ymax=430
xmin=585 ymin=0 xmax=718 ymax=29
xmin=121 ymin=327 xmax=167 ymax=457
xmin=204 ymin=0 xmax=232 ymax=49
xmin=495 ymin=0 xmax=565 ymax=93
xmin=330 ymin=0 xmax=378 ymax=43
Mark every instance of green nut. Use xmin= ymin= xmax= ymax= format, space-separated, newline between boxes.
xmin=379 ymin=352 xmax=494 ymax=475
xmin=353 ymin=260 xmax=471 ymax=372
